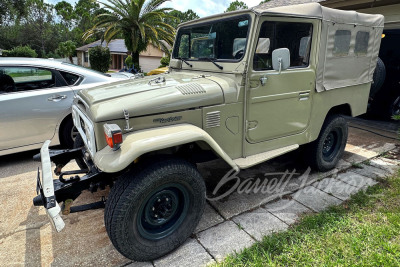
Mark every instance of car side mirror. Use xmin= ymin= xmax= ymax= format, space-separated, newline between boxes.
xmin=272 ymin=48 xmax=290 ymax=73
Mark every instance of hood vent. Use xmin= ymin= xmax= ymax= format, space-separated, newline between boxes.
xmin=177 ymin=83 xmax=206 ymax=95
xmin=206 ymin=111 xmax=221 ymax=128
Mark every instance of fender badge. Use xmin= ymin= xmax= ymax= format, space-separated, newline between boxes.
xmin=153 ymin=116 xmax=182 ymax=124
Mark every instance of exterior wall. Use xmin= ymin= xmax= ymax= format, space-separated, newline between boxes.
xmin=139 ymin=56 xmax=162 ymax=72
xmin=140 ymin=44 xmax=165 ymax=58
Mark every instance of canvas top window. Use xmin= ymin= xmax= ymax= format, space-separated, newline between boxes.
xmin=333 ymin=30 xmax=351 ymax=57
xmin=173 ymin=16 xmax=250 ymax=61
xmin=354 ymin=31 xmax=370 ymax=56
xmin=253 ymin=21 xmax=313 ymax=71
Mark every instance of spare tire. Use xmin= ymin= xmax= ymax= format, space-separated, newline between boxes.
xmin=370 ymin=57 xmax=386 ymax=99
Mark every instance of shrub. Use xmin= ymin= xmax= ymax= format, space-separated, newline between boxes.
xmin=159 ymin=54 xmax=170 ymax=68
xmin=125 ymin=55 xmax=133 ymax=68
xmin=3 ymin=45 xmax=38 ymax=57
xmin=89 ymin=46 xmax=111 ymax=73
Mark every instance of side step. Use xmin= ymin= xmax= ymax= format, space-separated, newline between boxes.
xmin=234 ymin=144 xmax=299 ymax=169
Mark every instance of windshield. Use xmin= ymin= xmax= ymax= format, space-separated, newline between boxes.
xmin=173 ymin=15 xmax=250 ymax=62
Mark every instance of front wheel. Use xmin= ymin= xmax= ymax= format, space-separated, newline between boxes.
xmin=104 ymin=158 xmax=206 ymax=261
xmin=305 ymin=115 xmax=348 ymax=172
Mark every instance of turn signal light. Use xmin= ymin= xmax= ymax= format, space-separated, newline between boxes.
xmin=104 ymin=124 xmax=123 ymax=150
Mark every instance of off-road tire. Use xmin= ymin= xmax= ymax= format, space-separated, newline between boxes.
xmin=370 ymin=57 xmax=386 ymax=99
xmin=104 ymin=158 xmax=206 ymax=261
xmin=305 ymin=115 xmax=348 ymax=172
xmin=73 ymin=134 xmax=87 ymax=170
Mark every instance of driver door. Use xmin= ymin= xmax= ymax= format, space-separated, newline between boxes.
xmin=246 ymin=18 xmax=316 ymax=144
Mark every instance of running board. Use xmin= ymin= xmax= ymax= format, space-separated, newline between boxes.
xmin=234 ymin=144 xmax=299 ymax=169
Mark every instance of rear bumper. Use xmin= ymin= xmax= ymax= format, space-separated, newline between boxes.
xmin=35 ymin=140 xmax=65 ymax=232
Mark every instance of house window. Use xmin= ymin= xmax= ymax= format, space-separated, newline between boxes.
xmin=355 ymin=31 xmax=370 ymax=56
xmin=333 ymin=30 xmax=351 ymax=57
xmin=84 ymin=52 xmax=88 ymax=63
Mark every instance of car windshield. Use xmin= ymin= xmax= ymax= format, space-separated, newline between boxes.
xmin=173 ymin=15 xmax=250 ymax=61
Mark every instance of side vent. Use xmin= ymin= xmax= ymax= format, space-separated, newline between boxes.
xmin=176 ymin=83 xmax=206 ymax=95
xmin=206 ymin=111 xmax=221 ymax=128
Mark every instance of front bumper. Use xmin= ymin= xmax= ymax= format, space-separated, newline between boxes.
xmin=35 ymin=140 xmax=65 ymax=232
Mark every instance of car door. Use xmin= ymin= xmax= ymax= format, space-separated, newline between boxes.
xmin=0 ymin=65 xmax=74 ymax=151
xmin=246 ymin=18 xmax=316 ymax=144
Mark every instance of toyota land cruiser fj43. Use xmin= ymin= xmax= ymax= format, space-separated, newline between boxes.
xmin=32 ymin=3 xmax=384 ymax=261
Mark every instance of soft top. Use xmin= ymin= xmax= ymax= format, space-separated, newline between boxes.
xmin=252 ymin=3 xmax=384 ymax=27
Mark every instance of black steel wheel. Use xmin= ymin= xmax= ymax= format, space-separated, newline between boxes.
xmin=305 ymin=115 xmax=348 ymax=172
xmin=104 ymin=158 xmax=205 ymax=261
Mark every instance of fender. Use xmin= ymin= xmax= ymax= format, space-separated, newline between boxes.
xmin=93 ymin=123 xmax=239 ymax=173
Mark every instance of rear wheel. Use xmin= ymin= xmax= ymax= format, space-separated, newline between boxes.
xmin=305 ymin=115 xmax=348 ymax=172
xmin=104 ymin=158 xmax=206 ymax=261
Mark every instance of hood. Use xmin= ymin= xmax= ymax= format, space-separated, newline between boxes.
xmin=79 ymin=72 xmax=229 ymax=122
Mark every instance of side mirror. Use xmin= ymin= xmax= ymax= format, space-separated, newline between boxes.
xmin=272 ymin=48 xmax=290 ymax=73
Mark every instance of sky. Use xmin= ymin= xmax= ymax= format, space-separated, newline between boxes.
xmin=44 ymin=0 xmax=265 ymax=18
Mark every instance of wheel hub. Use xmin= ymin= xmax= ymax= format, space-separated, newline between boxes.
xmin=137 ymin=184 xmax=189 ymax=240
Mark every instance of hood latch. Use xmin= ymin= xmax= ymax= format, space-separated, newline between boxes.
xmin=123 ymin=109 xmax=133 ymax=132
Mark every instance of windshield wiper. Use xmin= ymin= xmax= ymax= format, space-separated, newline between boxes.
xmin=199 ymin=57 xmax=223 ymax=70
xmin=176 ymin=57 xmax=192 ymax=67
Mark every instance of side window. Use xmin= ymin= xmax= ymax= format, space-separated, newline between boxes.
xmin=0 ymin=67 xmax=56 ymax=93
xmin=333 ymin=30 xmax=351 ymax=57
xmin=253 ymin=21 xmax=313 ymax=71
xmin=60 ymin=71 xmax=80 ymax=85
xmin=355 ymin=31 xmax=370 ymax=56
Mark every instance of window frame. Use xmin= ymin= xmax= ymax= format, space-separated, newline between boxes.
xmin=0 ymin=65 xmax=68 ymax=93
xmin=252 ymin=20 xmax=314 ymax=72
xmin=354 ymin=31 xmax=370 ymax=57
xmin=332 ymin=30 xmax=352 ymax=57
xmin=172 ymin=14 xmax=252 ymax=63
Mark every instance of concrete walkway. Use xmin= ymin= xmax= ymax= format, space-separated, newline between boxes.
xmin=0 ymin=124 xmax=399 ymax=266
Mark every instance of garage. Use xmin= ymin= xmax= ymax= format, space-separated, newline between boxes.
xmin=321 ymin=0 xmax=400 ymax=118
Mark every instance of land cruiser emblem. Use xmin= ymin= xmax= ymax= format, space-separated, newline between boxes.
xmin=153 ymin=116 xmax=182 ymax=124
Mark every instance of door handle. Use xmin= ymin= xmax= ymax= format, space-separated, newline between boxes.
xmin=299 ymin=92 xmax=310 ymax=101
xmin=260 ymin=75 xmax=268 ymax=86
xmin=48 ymin=95 xmax=67 ymax=102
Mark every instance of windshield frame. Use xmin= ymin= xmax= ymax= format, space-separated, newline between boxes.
xmin=173 ymin=14 xmax=252 ymax=63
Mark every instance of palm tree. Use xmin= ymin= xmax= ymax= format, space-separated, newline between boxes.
xmin=83 ymin=0 xmax=175 ymax=70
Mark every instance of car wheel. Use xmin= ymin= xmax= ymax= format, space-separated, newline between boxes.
xmin=73 ymin=134 xmax=87 ymax=170
xmin=104 ymin=158 xmax=206 ymax=261
xmin=60 ymin=118 xmax=78 ymax=148
xmin=305 ymin=115 xmax=348 ymax=172
xmin=390 ymin=96 xmax=400 ymax=118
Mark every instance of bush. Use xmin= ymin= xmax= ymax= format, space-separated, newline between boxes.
xmin=89 ymin=46 xmax=111 ymax=73
xmin=2 ymin=45 xmax=38 ymax=57
xmin=159 ymin=54 xmax=170 ymax=68
xmin=125 ymin=55 xmax=133 ymax=68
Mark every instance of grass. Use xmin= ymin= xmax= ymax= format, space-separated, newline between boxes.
xmin=218 ymin=170 xmax=400 ymax=266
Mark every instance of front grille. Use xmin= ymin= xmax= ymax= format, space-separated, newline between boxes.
xmin=72 ymin=105 xmax=96 ymax=156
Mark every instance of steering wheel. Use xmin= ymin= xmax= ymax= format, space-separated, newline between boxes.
xmin=234 ymin=49 xmax=244 ymax=59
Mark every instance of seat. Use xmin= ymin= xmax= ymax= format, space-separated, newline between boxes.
xmin=0 ymin=74 xmax=17 ymax=93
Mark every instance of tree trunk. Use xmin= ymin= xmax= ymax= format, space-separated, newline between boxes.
xmin=132 ymin=51 xmax=140 ymax=72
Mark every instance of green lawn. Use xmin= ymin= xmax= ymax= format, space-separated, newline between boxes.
xmin=219 ymin=171 xmax=400 ymax=266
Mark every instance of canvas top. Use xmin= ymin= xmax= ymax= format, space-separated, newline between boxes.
xmin=252 ymin=3 xmax=384 ymax=27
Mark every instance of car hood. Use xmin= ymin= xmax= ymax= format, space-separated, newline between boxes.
xmin=78 ymin=72 xmax=229 ymax=122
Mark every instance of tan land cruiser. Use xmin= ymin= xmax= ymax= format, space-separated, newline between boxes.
xmin=32 ymin=3 xmax=384 ymax=261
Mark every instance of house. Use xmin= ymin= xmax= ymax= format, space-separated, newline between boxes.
xmin=76 ymin=39 xmax=171 ymax=72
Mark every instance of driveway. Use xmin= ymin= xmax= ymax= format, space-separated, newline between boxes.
xmin=0 ymin=119 xmax=399 ymax=266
